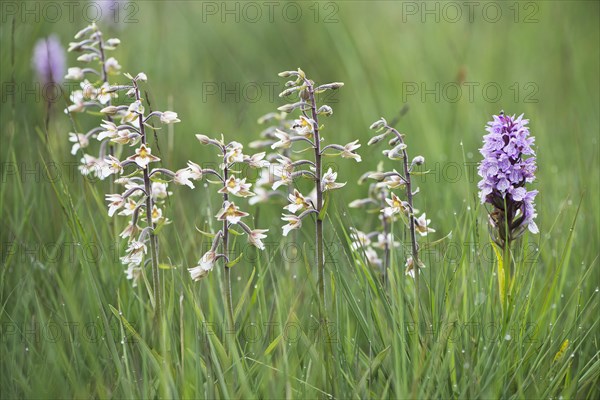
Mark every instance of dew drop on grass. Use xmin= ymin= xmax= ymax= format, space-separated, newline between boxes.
xmin=293 ymin=275 xmax=297 ymax=279
xmin=237 ymin=276 xmax=241 ymax=281
xmin=25 ymin=347 xmax=29 ymax=352
xmin=203 ymin=183 xmax=208 ymax=188
xmin=504 ymin=334 xmax=511 ymax=341
xmin=467 ymin=206 xmax=471 ymax=211
xmin=595 ymin=287 xmax=599 ymax=293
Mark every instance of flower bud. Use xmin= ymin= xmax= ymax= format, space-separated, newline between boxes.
xmin=317 ymin=105 xmax=333 ymax=116
xmin=368 ymin=133 xmax=388 ymax=146
xmin=387 ymin=143 xmax=407 ymax=159
xmin=277 ymin=102 xmax=305 ymax=113
xmin=368 ymin=172 xmax=385 ymax=180
xmin=196 ymin=134 xmax=211 ymax=144
xmin=299 ymin=88 xmax=310 ymax=101
xmin=369 ymin=118 xmax=387 ymax=130
xmin=100 ymin=105 xmax=119 ymax=115
xmin=277 ymin=103 xmax=295 ymax=113
xmin=278 ymin=70 xmax=297 ymax=77
xmin=65 ymin=67 xmax=84 ymax=80
xmin=315 ymin=82 xmax=344 ymax=91
xmin=68 ymin=41 xmax=85 ymax=52
xmin=160 ymin=111 xmax=180 ymax=124
xmin=106 ymin=38 xmax=121 ymax=47
xmin=74 ymin=25 xmax=94 ymax=40
xmin=77 ymin=53 xmax=96 ymax=63
xmin=411 ymin=155 xmax=425 ymax=166
xmin=279 ymin=87 xmax=299 ymax=98
xmin=349 ymin=198 xmax=372 ymax=208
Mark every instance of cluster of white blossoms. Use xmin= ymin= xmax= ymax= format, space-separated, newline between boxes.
xmin=64 ymin=24 xmax=182 ymax=286
xmin=350 ymin=118 xmax=435 ymax=278
xmin=272 ymin=68 xmax=360 ymax=236
xmin=348 ymin=164 xmax=402 ymax=271
xmin=187 ymin=136 xmax=269 ymax=281
xmin=247 ymin=112 xmax=297 ymax=207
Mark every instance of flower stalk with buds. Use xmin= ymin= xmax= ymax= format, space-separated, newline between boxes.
xmin=275 ymin=68 xmax=357 ymax=315
xmin=477 ymin=111 xmax=538 ymax=314
xmin=349 ymin=163 xmax=403 ymax=278
xmin=64 ymin=23 xmax=123 ymax=175
xmin=367 ymin=118 xmax=435 ymax=284
xmin=248 ymin=112 xmax=298 ymax=207
xmin=188 ymin=135 xmax=268 ymax=328
xmin=64 ymin=25 xmax=182 ymax=322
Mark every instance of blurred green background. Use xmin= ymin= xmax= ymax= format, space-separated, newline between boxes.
xmin=2 ymin=1 xmax=599 ymax=243
xmin=1 ymin=1 xmax=599 ymax=398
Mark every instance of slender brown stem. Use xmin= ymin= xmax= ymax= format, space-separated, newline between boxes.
xmin=222 ymin=154 xmax=235 ymax=330
xmin=305 ymin=79 xmax=336 ymax=392
xmin=386 ymin=124 xmax=422 ymax=379
xmin=96 ymin=28 xmax=117 ymax=239
xmin=306 ymin=82 xmax=325 ymax=315
xmin=96 ymin=30 xmax=113 ymax=127
xmin=387 ymin=126 xmax=420 ymax=283
xmin=134 ymin=83 xmax=162 ymax=321
xmin=380 ymin=190 xmax=391 ymax=284
xmin=386 ymin=124 xmax=424 ymax=378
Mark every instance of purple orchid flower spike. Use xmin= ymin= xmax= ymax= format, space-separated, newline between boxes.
xmin=477 ymin=111 xmax=539 ymax=248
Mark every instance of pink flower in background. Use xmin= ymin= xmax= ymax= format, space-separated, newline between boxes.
xmin=32 ymin=34 xmax=66 ymax=85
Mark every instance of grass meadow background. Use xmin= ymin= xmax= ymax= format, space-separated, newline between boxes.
xmin=1 ymin=1 xmax=599 ymax=398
